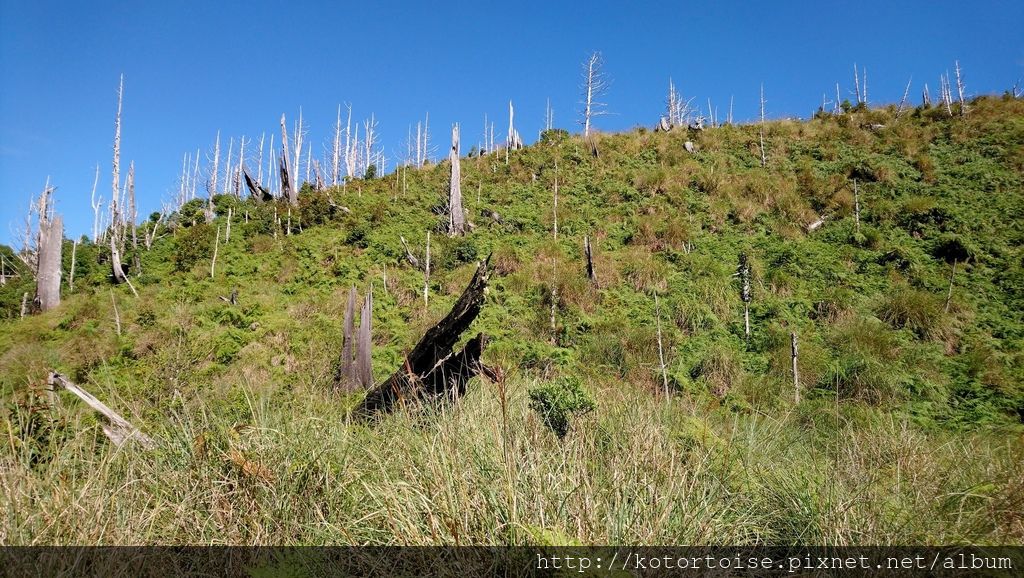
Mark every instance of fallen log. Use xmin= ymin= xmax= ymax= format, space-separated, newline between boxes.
xmin=354 ymin=256 xmax=495 ymax=417
xmin=47 ymin=372 xmax=155 ymax=449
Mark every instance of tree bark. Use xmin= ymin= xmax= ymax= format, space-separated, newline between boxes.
xmin=35 ymin=214 xmax=62 ymax=312
xmin=448 ymin=124 xmax=465 ymax=236
xmin=355 ymin=256 xmax=493 ymax=417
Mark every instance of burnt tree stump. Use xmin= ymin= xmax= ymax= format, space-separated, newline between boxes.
xmin=354 ymin=256 xmax=496 ymax=417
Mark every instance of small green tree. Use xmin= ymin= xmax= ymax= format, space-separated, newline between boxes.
xmin=528 ymin=376 xmax=596 ymax=438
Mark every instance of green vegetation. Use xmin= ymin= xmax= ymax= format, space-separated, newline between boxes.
xmin=1 ymin=96 xmax=1022 ymax=545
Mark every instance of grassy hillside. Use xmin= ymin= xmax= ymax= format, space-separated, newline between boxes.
xmin=2 ymin=95 xmax=1022 ymax=545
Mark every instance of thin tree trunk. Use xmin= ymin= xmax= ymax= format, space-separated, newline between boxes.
xmin=210 ymin=225 xmax=220 ymax=279
xmin=945 ymin=259 xmax=957 ymax=313
xmin=449 ymin=123 xmax=464 ymax=236
xmin=791 ymin=332 xmax=800 ymax=403
xmin=424 ymin=231 xmax=431 ymax=307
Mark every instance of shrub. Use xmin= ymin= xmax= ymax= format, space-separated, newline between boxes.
xmin=173 ymin=223 xmax=215 ymax=272
xmin=528 ymin=376 xmax=596 ymax=438
xmin=877 ymin=286 xmax=950 ymax=341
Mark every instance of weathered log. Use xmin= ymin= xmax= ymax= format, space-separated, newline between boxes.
xmin=399 ymin=235 xmax=422 ymax=270
xmin=684 ymin=141 xmax=695 ymax=153
xmin=333 ymin=286 xmax=358 ymax=391
xmin=47 ymin=372 xmax=155 ymax=449
xmin=806 ymin=215 xmax=828 ymax=232
xmin=656 ymin=117 xmax=672 ymax=132
xmin=355 ymin=256 xmax=493 ymax=417
xmin=35 ymin=214 xmax=62 ymax=312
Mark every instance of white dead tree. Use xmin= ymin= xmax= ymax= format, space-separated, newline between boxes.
xmin=108 ymin=76 xmax=136 ymax=296
xmin=89 ymin=165 xmax=102 ymax=243
xmin=759 ymin=84 xmax=767 ymax=167
xmin=448 ymin=123 xmax=465 ymax=236
xmin=332 ymin=104 xmax=342 ymax=186
xmin=544 ymin=97 xmax=554 ymax=132
xmin=580 ymin=51 xmax=609 ymax=136
xmin=209 ymin=131 xmax=221 ymax=195
xmin=506 ymin=101 xmax=522 ymax=164
xmin=293 ymin=108 xmax=305 ymax=189
xmin=896 ymin=77 xmax=913 ymax=118
xmin=35 ymin=183 xmax=62 ymax=312
xmin=955 ymin=60 xmax=967 ymax=117
xmin=363 ymin=113 xmax=379 ymax=176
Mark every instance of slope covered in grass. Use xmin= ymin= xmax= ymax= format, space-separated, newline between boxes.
xmin=2 ymin=96 xmax=1022 ymax=545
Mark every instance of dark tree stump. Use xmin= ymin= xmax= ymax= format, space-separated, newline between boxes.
xmin=354 ymin=256 xmax=495 ymax=417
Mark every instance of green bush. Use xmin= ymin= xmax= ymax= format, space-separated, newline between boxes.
xmin=173 ymin=223 xmax=215 ymax=272
xmin=528 ymin=376 xmax=596 ymax=438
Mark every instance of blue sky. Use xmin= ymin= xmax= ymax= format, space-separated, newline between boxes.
xmin=2 ymin=0 xmax=1022 ymax=246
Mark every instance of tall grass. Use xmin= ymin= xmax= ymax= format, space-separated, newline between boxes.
xmin=3 ymin=378 xmax=1019 ymax=545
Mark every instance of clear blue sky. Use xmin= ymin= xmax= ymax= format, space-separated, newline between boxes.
xmin=2 ymin=0 xmax=1022 ymax=246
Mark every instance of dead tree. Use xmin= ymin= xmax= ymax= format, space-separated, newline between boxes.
xmin=759 ymin=84 xmax=767 ymax=167
xmin=90 ymin=165 xmax=102 ymax=242
xmin=48 ymin=372 xmax=154 ymax=449
xmin=35 ymin=186 xmax=62 ymax=312
xmin=896 ymin=77 xmax=913 ymax=118
xmin=738 ymin=253 xmax=751 ymax=340
xmin=332 ymin=104 xmax=343 ymax=186
xmin=584 ymin=235 xmax=597 ymax=285
xmin=854 ymin=179 xmax=861 ymax=234
xmin=244 ymin=168 xmax=273 ymax=201
xmin=954 ymin=60 xmax=967 ymax=117
xmin=448 ymin=123 xmax=465 ymax=236
xmin=68 ymin=239 xmax=77 ymax=293
xmin=334 ymin=286 xmax=358 ymax=391
xmin=108 ymin=77 xmax=136 ymax=296
xmin=580 ymin=51 xmax=610 ymax=136
xmin=791 ymin=332 xmax=800 ymax=403
xmin=357 ymin=290 xmax=373 ymax=387
xmin=280 ymin=114 xmax=297 ymax=205
xmin=354 ymin=257 xmax=496 ymax=417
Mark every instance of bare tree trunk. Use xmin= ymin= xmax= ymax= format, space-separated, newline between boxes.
xmin=334 ymin=286 xmax=358 ymax=391
xmin=90 ymin=165 xmax=101 ymax=243
xmin=853 ymin=63 xmax=861 ymax=104
xmin=759 ymin=84 xmax=767 ymax=168
xmin=896 ymin=77 xmax=913 ymax=118
xmin=584 ymin=235 xmax=597 ymax=285
xmin=280 ymin=114 xmax=296 ymax=205
xmin=210 ymin=131 xmax=220 ymax=196
xmin=791 ymin=332 xmax=800 ymax=403
xmin=955 ymin=60 xmax=967 ymax=116
xmin=854 ymin=179 xmax=860 ymax=234
xmin=552 ymin=159 xmax=558 ymax=239
xmin=47 ymin=372 xmax=154 ymax=449
xmin=35 ymin=210 xmax=62 ymax=312
xmin=945 ymin=258 xmax=957 ymax=313
xmin=448 ymin=123 xmax=465 ymax=236
xmin=424 ymin=231 xmax=431 ymax=307
xmin=210 ymin=225 xmax=220 ymax=279
xmin=357 ymin=289 xmax=373 ymax=388
xmin=332 ymin=104 xmax=342 ymax=186
xmin=20 ymin=292 xmax=28 ymax=319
